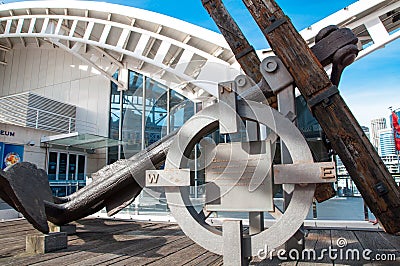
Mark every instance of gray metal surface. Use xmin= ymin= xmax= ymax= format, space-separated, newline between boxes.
xmin=274 ymin=162 xmax=336 ymax=184
xmin=164 ymin=100 xmax=315 ymax=256
xmin=145 ymin=169 xmax=192 ymax=187
xmin=249 ymin=212 xmax=265 ymax=235
xmin=223 ymin=220 xmax=246 ymax=266
xmin=260 ymin=56 xmax=293 ymax=94
xmin=205 ymin=141 xmax=274 ymax=212
xmin=218 ymin=81 xmax=240 ymax=134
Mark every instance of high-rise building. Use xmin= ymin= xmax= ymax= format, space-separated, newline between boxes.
xmin=371 ymin=118 xmax=387 ymax=149
xmin=361 ymin=126 xmax=370 ymax=140
xmin=378 ymin=128 xmax=396 ymax=157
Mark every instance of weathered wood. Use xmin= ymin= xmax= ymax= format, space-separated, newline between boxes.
xmin=330 ymin=230 xmax=368 ymax=265
xmin=25 ymin=232 xmax=68 ymax=254
xmin=202 ymin=0 xmax=336 ymax=203
xmin=1 ymin=219 xmax=399 ymax=265
xmin=201 ymin=0 xmax=277 ymax=107
xmin=186 ymin=252 xmax=222 ymax=265
xmin=242 ymin=0 xmax=400 ymax=234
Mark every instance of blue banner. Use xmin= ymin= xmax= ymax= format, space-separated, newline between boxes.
xmin=0 ymin=142 xmax=4 ymax=168
xmin=2 ymin=144 xmax=24 ymax=169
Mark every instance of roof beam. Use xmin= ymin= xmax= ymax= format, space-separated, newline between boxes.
xmin=64 ymin=8 xmax=71 ymax=48
xmin=84 ymin=10 xmax=89 ymax=53
xmin=118 ymin=18 xmax=135 ymax=62
xmin=52 ymin=40 xmax=124 ymax=87
xmin=55 ymin=21 xmax=124 ymax=69
xmin=47 ymin=10 xmax=123 ymax=69
xmin=159 ymin=34 xmax=191 ymax=78
xmin=0 ymin=23 xmax=13 ymax=49
xmin=26 ymin=9 xmax=40 ymax=47
xmin=8 ymin=10 xmax=25 ymax=47
xmin=137 ymin=25 xmax=162 ymax=70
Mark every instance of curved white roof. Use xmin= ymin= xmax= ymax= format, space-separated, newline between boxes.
xmin=0 ymin=0 xmax=238 ymax=100
xmin=259 ymin=0 xmax=400 ymax=61
xmin=0 ymin=0 xmax=398 ymax=100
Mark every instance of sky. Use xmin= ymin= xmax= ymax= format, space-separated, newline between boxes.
xmin=2 ymin=0 xmax=400 ymax=128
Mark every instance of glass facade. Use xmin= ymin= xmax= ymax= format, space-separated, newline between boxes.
xmin=106 ymin=69 xmax=195 ymax=216
xmin=47 ymin=151 xmax=86 ymax=197
xmin=296 ymin=95 xmax=331 ymax=162
xmin=108 ymin=70 xmax=194 ymax=163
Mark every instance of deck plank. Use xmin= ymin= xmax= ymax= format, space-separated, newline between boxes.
xmin=145 ymin=241 xmax=209 ymax=266
xmin=185 ymin=252 xmax=222 ymax=266
xmin=354 ymin=230 xmax=400 ymax=265
xmin=330 ymin=229 xmax=369 ymax=264
xmin=30 ymin=223 xmax=176 ymax=266
xmin=105 ymin=237 xmax=194 ymax=266
xmin=0 ymin=218 xmax=399 ymax=265
xmin=297 ymin=229 xmax=333 ymax=266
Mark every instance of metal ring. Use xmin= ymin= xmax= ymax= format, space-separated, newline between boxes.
xmin=165 ymin=100 xmax=315 ymax=256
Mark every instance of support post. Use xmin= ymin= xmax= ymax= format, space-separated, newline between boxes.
xmin=242 ymin=0 xmax=400 ymax=234
xmin=26 ymin=232 xmax=67 ymax=254
xmin=249 ymin=212 xmax=264 ymax=235
xmin=48 ymin=222 xmax=76 ymax=235
xmin=223 ymin=220 xmax=247 ymax=266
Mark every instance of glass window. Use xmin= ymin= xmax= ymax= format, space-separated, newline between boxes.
xmin=66 ymin=184 xmax=78 ymax=195
xmin=109 ymin=72 xmax=121 ymax=163
xmin=170 ymin=90 xmax=194 ymax=132
xmin=108 ymin=70 xmax=195 ymax=161
xmin=51 ymin=186 xmax=66 ymax=197
xmin=109 ymin=84 xmax=121 ymax=141
xmin=144 ymin=79 xmax=168 ymax=147
xmin=58 ymin=153 xmax=67 ymax=180
xmin=108 ymin=146 xmax=118 ymax=165
xmin=68 ymin=154 xmax=77 ymax=180
xmin=122 ymin=71 xmax=144 ymax=157
xmin=48 ymin=152 xmax=58 ymax=180
xmin=77 ymin=155 xmax=86 ymax=181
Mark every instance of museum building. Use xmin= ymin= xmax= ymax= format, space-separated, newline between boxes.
xmin=0 ymin=0 xmax=398 ymax=218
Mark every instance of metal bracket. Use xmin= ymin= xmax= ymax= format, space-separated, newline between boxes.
xmin=218 ymin=81 xmax=240 ymax=134
xmin=307 ymin=85 xmax=339 ymax=110
xmin=145 ymin=169 xmax=192 ymax=187
xmin=274 ymin=162 xmax=337 ymax=184
xmin=263 ymin=16 xmax=289 ymax=35
xmin=235 ymin=45 xmax=256 ymax=60
xmin=260 ymin=56 xmax=294 ymax=94
xmin=374 ymin=182 xmax=389 ymax=196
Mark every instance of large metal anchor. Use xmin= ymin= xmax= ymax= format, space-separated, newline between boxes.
xmin=0 ymin=23 xmax=358 ymax=234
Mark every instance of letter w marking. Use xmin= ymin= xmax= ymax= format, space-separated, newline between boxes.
xmin=148 ymin=173 xmax=159 ymax=184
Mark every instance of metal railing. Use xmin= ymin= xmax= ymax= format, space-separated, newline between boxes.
xmin=0 ymin=92 xmax=97 ymax=134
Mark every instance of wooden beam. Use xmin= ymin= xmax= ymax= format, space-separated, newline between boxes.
xmin=203 ymin=0 xmax=335 ymax=202
xmin=242 ymin=0 xmax=400 ymax=234
xmin=202 ymin=0 xmax=276 ymax=107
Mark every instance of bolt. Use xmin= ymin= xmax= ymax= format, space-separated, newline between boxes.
xmin=236 ymin=76 xmax=247 ymax=87
xmin=263 ymin=59 xmax=278 ymax=73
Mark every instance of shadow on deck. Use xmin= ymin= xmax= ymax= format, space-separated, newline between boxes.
xmin=0 ymin=218 xmax=398 ymax=265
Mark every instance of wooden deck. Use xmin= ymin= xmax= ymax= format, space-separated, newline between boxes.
xmin=0 ymin=218 xmax=398 ymax=265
